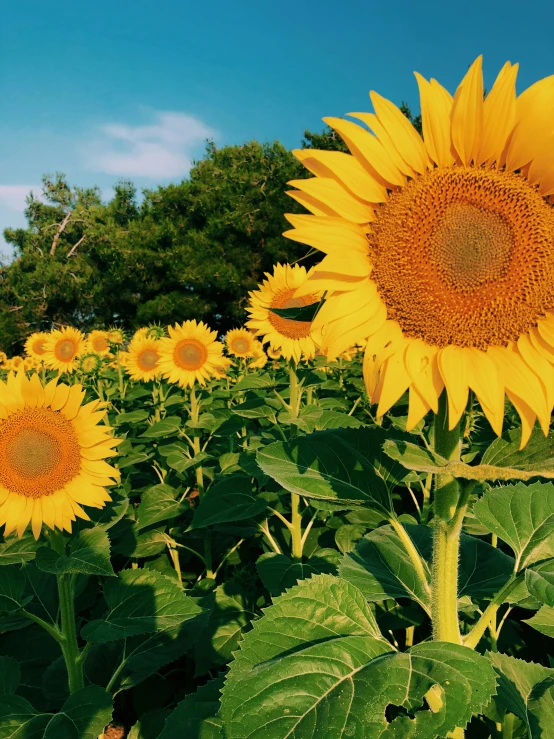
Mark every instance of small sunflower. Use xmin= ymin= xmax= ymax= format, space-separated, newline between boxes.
xmin=285 ymin=56 xmax=554 ymax=446
xmin=158 ymin=320 xmax=226 ymax=388
xmin=107 ymin=328 xmax=125 ymax=345
xmin=43 ymin=327 xmax=85 ymax=374
xmin=79 ymin=353 xmax=103 ymax=375
xmin=0 ymin=352 xmax=7 ymax=367
xmin=122 ymin=337 xmax=162 ymax=382
xmin=226 ymin=328 xmax=256 ymax=358
xmin=248 ymin=341 xmax=268 ymax=369
xmin=87 ymin=330 xmax=111 ymax=356
xmin=23 ymin=357 xmax=36 ymax=372
xmin=24 ymin=332 xmax=49 ymax=360
xmin=246 ymin=263 xmax=322 ymax=363
xmin=267 ymin=346 xmax=282 ymax=360
xmin=0 ymin=371 xmax=119 ymax=539
xmin=8 ymin=357 xmax=24 ymax=372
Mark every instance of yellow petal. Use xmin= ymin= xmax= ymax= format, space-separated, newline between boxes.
xmin=323 ymin=116 xmax=406 ymax=187
xmin=505 ymin=75 xmax=554 ymax=171
xmin=414 ymin=72 xmax=455 ymax=168
xmin=407 ymin=385 xmax=431 ymax=431
xmin=488 ymin=345 xmax=549 ymax=426
xmin=287 ymin=178 xmax=376 ymax=224
xmin=475 ymin=62 xmax=518 ymax=166
xmin=450 ymin=55 xmax=484 ymax=166
xmin=376 ymin=347 xmax=411 ymax=417
xmin=348 ymin=111 xmax=418 ymax=178
xmin=31 ymin=501 xmax=43 ymax=540
xmin=466 ymin=348 xmax=504 ymax=436
xmin=369 ymin=92 xmax=430 ymax=174
xmin=284 ymin=214 xmax=370 ymax=254
xmin=60 ymin=385 xmax=86 ymax=420
xmin=517 ymin=334 xmax=554 ymax=410
xmin=286 ymin=190 xmax=336 ymax=218
xmin=293 ymin=149 xmax=387 ymax=203
xmin=51 ymin=383 xmax=71 ymax=411
xmin=506 ymin=390 xmax=538 ymax=449
xmin=437 ymin=346 xmax=469 ymax=428
xmin=404 ymin=339 xmax=442 ymax=412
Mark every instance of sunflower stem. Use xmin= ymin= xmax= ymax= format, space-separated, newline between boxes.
xmin=190 ymin=386 xmax=213 ymax=578
xmin=288 ymin=361 xmax=304 ymax=561
xmin=57 ymin=572 xmax=84 ymax=694
xmin=431 ymin=391 xmax=464 ymax=645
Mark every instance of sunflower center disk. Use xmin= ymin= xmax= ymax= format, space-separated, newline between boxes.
xmin=0 ymin=408 xmax=81 ymax=498
xmin=56 ymin=340 xmax=76 ymax=361
xmin=268 ymin=289 xmax=316 ymax=339
xmin=175 ymin=340 xmax=207 ymax=371
xmin=93 ymin=337 xmax=109 ymax=352
xmin=232 ymin=339 xmax=250 ymax=353
xmin=33 ymin=341 xmax=45 ymax=355
xmin=138 ymin=349 xmax=159 ymax=370
xmin=369 ymin=167 xmax=554 ymax=349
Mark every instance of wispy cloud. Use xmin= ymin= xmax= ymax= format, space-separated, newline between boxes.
xmin=88 ymin=111 xmax=216 ymax=179
xmin=0 ymin=185 xmax=38 ymax=211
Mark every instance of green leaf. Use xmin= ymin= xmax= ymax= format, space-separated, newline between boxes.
xmin=269 ymin=300 xmax=322 ymax=322
xmin=54 ymin=686 xmax=113 ymax=739
xmin=0 ymin=536 xmax=40 ymax=566
xmin=232 ymin=398 xmax=277 ymax=420
xmin=0 ymin=567 xmax=31 ymax=613
xmin=0 ymin=657 xmax=20 ymax=696
xmin=113 ymin=526 xmax=168 ymax=558
xmin=137 ymin=484 xmax=188 ymax=530
xmin=0 ymin=695 xmax=48 ymax=738
xmin=113 ymin=410 xmax=150 ymax=426
xmin=220 ymin=574 xmax=496 ymax=738
xmin=523 ymin=605 xmax=554 ymax=638
xmin=256 ymin=550 xmax=341 ymax=596
xmin=339 ymin=525 xmax=432 ymax=614
xmin=257 ymin=428 xmax=408 ymax=512
xmin=487 ymin=652 xmax=554 ymax=738
xmin=385 ymin=438 xmax=554 ymax=481
xmin=233 ymin=373 xmax=277 ymax=391
xmin=473 ymin=481 xmax=554 ymax=569
xmin=117 ymin=450 xmax=154 ymax=469
xmin=159 ymin=676 xmax=223 ymax=739
xmin=525 ymin=560 xmax=554 ymax=606
xmin=191 ymin=475 xmax=267 ymax=529
xmin=281 ymin=406 xmax=363 ymax=433
xmin=140 ymin=417 xmax=181 ymax=438
xmin=193 ymin=584 xmax=256 ymax=676
xmin=335 ymin=524 xmax=367 ymax=554
xmin=482 ymin=426 xmax=554 ymax=472
xmin=35 ymin=528 xmax=115 ymax=577
xmin=81 ymin=569 xmax=203 ymax=643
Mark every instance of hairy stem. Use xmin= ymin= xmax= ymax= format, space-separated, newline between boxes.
xmin=57 ymin=573 xmax=84 ymax=693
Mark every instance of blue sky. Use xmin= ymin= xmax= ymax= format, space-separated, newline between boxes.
xmin=2 ymin=0 xmax=554 ymax=256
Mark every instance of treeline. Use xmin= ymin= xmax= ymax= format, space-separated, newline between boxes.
xmin=1 ymin=107 xmax=421 ymax=352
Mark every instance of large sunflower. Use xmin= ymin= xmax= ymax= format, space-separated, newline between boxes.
xmin=226 ymin=328 xmax=256 ymax=358
xmin=285 ymin=56 xmax=554 ymax=446
xmin=246 ymin=263 xmax=322 ymax=363
xmin=43 ymin=327 xmax=86 ymax=374
xmin=122 ymin=336 xmax=163 ymax=382
xmin=0 ymin=372 xmax=119 ymax=539
xmin=158 ymin=320 xmax=226 ymax=388
xmin=24 ymin=332 xmax=49 ymax=360
xmin=87 ymin=330 xmax=111 ymax=356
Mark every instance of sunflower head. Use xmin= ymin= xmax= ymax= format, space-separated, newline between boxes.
xmin=226 ymin=328 xmax=256 ymax=358
xmin=248 ymin=341 xmax=268 ymax=369
xmin=0 ymin=352 xmax=7 ymax=367
xmin=158 ymin=320 xmax=226 ymax=388
xmin=9 ymin=357 xmax=24 ymax=371
xmin=0 ymin=371 xmax=120 ymax=539
xmin=43 ymin=327 xmax=86 ymax=374
xmin=122 ymin=337 xmax=163 ymax=382
xmin=87 ymin=330 xmax=111 ymax=356
xmin=79 ymin=353 xmax=103 ymax=375
xmin=107 ymin=328 xmax=126 ymax=345
xmin=24 ymin=332 xmax=49 ymax=360
xmin=284 ymin=56 xmax=554 ymax=447
xmin=246 ymin=263 xmax=322 ymax=363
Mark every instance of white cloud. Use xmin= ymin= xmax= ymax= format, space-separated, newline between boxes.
xmin=89 ymin=111 xmax=216 ymax=179
xmin=0 ymin=185 xmax=38 ymax=211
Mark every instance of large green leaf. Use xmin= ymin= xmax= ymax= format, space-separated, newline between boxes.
xmin=81 ymin=569 xmax=203 ymax=643
xmin=140 ymin=417 xmax=182 ymax=438
xmin=0 ymin=657 xmax=19 ymax=696
xmin=220 ymin=574 xmax=496 ymax=738
xmin=487 ymin=652 xmax=554 ymax=738
xmin=473 ymin=481 xmax=554 ymax=569
xmin=191 ymin=476 xmax=267 ymax=529
xmin=256 ymin=428 xmax=411 ymax=512
xmin=0 ymin=687 xmax=112 ymax=739
xmin=0 ymin=536 xmax=40 ymax=566
xmin=256 ymin=549 xmax=341 ymax=596
xmin=159 ymin=676 xmax=223 ymax=739
xmin=482 ymin=427 xmax=554 ymax=472
xmin=524 ymin=605 xmax=554 ymax=638
xmin=35 ymin=528 xmax=115 ymax=577
xmin=0 ymin=567 xmax=31 ymax=613
xmin=137 ymin=484 xmax=189 ymax=530
xmin=340 ymin=524 xmax=514 ymax=614
xmin=525 ymin=560 xmax=554 ymax=606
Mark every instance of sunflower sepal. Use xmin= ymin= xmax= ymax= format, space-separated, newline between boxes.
xmin=268 ymin=300 xmax=323 ymax=322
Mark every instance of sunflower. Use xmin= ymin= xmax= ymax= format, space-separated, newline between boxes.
xmin=42 ymin=327 xmax=86 ymax=374
xmin=267 ymin=346 xmax=282 ymax=360
xmin=246 ymin=263 xmax=322 ymax=363
xmin=226 ymin=328 xmax=256 ymax=358
xmin=0 ymin=371 xmax=119 ymax=539
xmin=107 ymin=328 xmax=125 ymax=345
xmin=0 ymin=352 xmax=7 ymax=367
xmin=79 ymin=353 xmax=103 ymax=375
xmin=248 ymin=341 xmax=268 ymax=369
xmin=87 ymin=330 xmax=111 ymax=356
xmin=158 ymin=320 xmax=226 ymax=388
xmin=122 ymin=337 xmax=163 ymax=382
xmin=8 ymin=357 xmax=24 ymax=372
xmin=284 ymin=56 xmax=554 ymax=446
xmin=24 ymin=332 xmax=49 ymax=360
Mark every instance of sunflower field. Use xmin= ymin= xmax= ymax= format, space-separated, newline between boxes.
xmin=2 ymin=55 xmax=554 ymax=739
